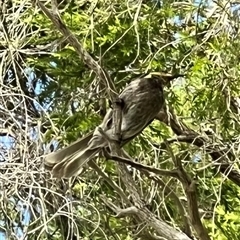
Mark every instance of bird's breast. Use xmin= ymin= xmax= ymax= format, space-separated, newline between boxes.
xmin=119 ymin=80 xmax=164 ymax=139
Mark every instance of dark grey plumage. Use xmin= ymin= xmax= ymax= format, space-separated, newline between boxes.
xmin=45 ymin=73 xmax=178 ymax=178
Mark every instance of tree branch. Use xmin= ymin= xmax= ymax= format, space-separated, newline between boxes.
xmin=166 ymin=143 xmax=210 ymax=240
xmin=103 ymin=150 xmax=179 ymax=178
xmin=156 ymin=106 xmax=240 ymax=187
xmin=34 ymin=0 xmax=117 ymax=101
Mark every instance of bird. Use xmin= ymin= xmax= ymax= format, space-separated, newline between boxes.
xmin=45 ymin=72 xmax=182 ymax=178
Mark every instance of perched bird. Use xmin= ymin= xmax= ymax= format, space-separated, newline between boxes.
xmin=45 ymin=72 xmax=181 ymax=178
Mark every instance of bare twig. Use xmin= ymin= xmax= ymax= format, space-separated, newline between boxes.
xmin=101 ymin=195 xmax=138 ymax=217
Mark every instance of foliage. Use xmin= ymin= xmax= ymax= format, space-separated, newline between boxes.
xmin=1 ymin=0 xmax=240 ymax=239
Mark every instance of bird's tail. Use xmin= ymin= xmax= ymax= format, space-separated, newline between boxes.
xmin=51 ymin=147 xmax=101 ymax=178
xmin=44 ymin=109 xmax=113 ymax=178
xmin=44 ymin=131 xmax=93 ymax=169
xmin=45 ymin=132 xmax=102 ymax=178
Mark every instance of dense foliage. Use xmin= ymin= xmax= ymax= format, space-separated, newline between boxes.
xmin=1 ymin=0 xmax=240 ymax=239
